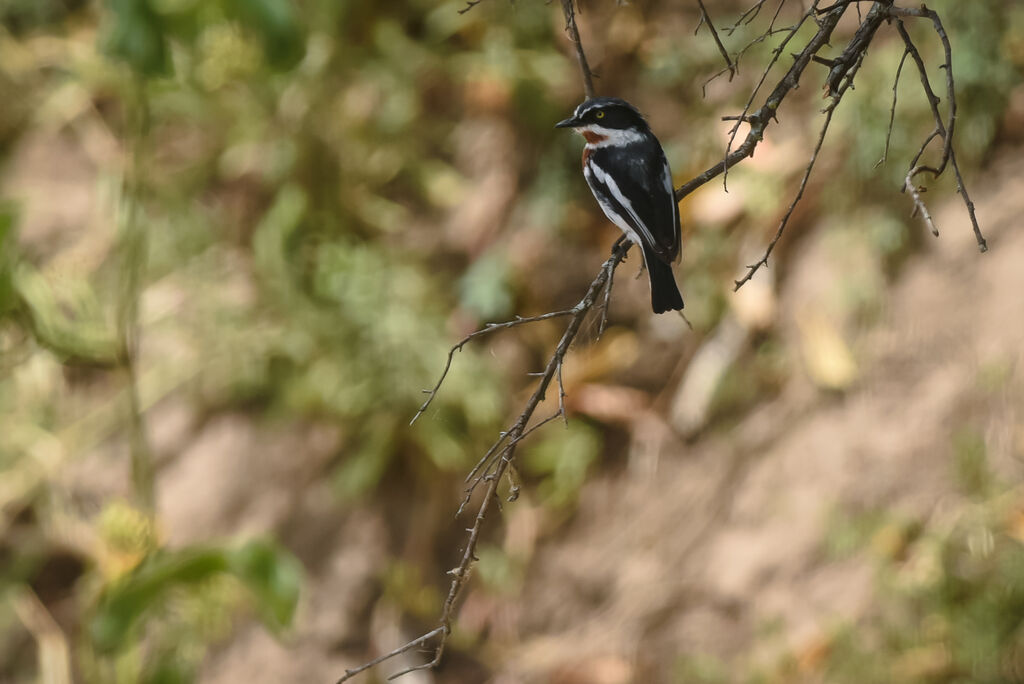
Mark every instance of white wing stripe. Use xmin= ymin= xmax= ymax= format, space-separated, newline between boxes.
xmin=587 ymin=161 xmax=657 ymax=248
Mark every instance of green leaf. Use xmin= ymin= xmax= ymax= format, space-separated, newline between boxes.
xmin=14 ymin=264 xmax=120 ymax=364
xmin=224 ymin=0 xmax=306 ymax=69
xmin=226 ymin=540 xmax=303 ymax=630
xmin=90 ymin=540 xmax=302 ymax=652
xmin=459 ymin=250 xmax=513 ymax=320
xmin=0 ymin=204 xmax=17 ymax=316
xmin=101 ymin=0 xmax=171 ymax=76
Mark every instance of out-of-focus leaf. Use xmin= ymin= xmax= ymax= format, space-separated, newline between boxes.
xmin=0 ymin=204 xmax=17 ymax=316
xmin=459 ymin=249 xmax=513 ymax=320
xmin=333 ymin=416 xmax=398 ymax=501
xmin=14 ymin=264 xmax=120 ymax=364
xmin=101 ymin=0 xmax=171 ymax=75
xmin=795 ymin=311 xmax=857 ymax=391
xmin=142 ymin=654 xmax=193 ymax=684
xmin=224 ymin=0 xmax=306 ymax=69
xmin=252 ymin=184 xmax=307 ymax=302
xmin=523 ymin=421 xmax=601 ymax=508
xmin=227 ymin=538 xmax=303 ymax=630
xmin=90 ymin=540 xmax=301 ymax=652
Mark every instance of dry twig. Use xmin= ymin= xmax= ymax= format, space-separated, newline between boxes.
xmin=560 ymin=0 xmax=596 ymax=99
xmin=891 ymin=7 xmax=987 ymax=251
xmin=696 ymin=0 xmax=737 ymax=83
xmin=457 ymin=0 xmax=484 ymax=14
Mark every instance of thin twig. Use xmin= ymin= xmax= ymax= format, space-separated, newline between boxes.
xmin=596 ymin=251 xmax=618 ymax=338
xmin=410 ymin=309 xmax=576 ymax=426
xmin=457 ymin=0 xmax=483 ymax=14
xmin=904 ymin=169 xmax=938 ymax=236
xmin=876 ymin=47 xmax=909 ymax=168
xmin=734 ymin=108 xmax=835 ymax=289
xmin=702 ymin=24 xmax=797 ymax=95
xmin=725 ymin=0 xmax=771 ymax=35
xmin=561 ymin=0 xmax=596 ymax=98
xmin=557 ymin=359 xmax=568 ymax=426
xmin=696 ymin=0 xmax=736 ymax=82
xmin=676 ymin=0 xmax=846 ymax=202
xmin=733 ymin=3 xmax=882 ymax=288
xmin=336 ymin=628 xmax=445 ymax=683
xmin=892 ymin=10 xmax=986 ymax=251
xmin=721 ymin=0 xmax=819 ymax=189
xmin=346 ymin=238 xmax=628 ymax=681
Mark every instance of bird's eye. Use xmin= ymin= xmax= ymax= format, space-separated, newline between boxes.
xmin=595 ymin=111 xmax=605 ymax=119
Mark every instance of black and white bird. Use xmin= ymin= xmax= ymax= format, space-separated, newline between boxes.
xmin=556 ymin=97 xmax=684 ymax=313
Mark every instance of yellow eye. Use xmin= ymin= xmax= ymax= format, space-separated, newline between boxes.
xmin=595 ymin=111 xmax=605 ymax=119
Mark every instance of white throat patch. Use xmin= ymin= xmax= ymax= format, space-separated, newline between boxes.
xmin=579 ymin=124 xmax=645 ymax=148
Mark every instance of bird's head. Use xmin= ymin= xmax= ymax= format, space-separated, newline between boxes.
xmin=555 ymin=97 xmax=649 ymax=142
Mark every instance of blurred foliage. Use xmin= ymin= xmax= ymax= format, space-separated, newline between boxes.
xmin=0 ymin=0 xmax=1022 ymax=681
xmin=818 ymin=493 xmax=1024 ymax=684
xmin=89 ymin=539 xmax=300 ymax=672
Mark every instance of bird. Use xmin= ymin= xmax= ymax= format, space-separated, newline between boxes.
xmin=556 ymin=97 xmax=684 ymax=314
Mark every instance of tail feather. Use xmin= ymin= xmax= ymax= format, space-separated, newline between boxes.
xmin=643 ymin=246 xmax=684 ymax=314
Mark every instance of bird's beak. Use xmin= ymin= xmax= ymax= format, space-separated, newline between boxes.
xmin=555 ymin=115 xmax=581 ymax=129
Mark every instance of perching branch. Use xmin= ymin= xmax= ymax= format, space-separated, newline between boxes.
xmin=337 ymin=1 xmax=987 ymax=680
xmin=336 ymin=241 xmax=629 ymax=684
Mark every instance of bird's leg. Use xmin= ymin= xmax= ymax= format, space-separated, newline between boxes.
xmin=611 ymin=234 xmax=628 ymax=258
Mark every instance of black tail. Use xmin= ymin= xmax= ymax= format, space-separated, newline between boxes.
xmin=643 ymin=246 xmax=684 ymax=314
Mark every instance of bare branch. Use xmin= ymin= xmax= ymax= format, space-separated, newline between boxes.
xmin=457 ymin=0 xmax=483 ymax=14
xmin=696 ymin=0 xmax=737 ymax=82
xmin=676 ymin=0 xmax=847 ymax=202
xmin=410 ymin=308 xmax=576 ymax=426
xmin=733 ymin=108 xmax=835 ymax=289
xmin=892 ymin=9 xmax=987 ymax=252
xmin=596 ymin=250 xmax=618 ymax=338
xmin=720 ymin=0 xmax=807 ymax=188
xmin=904 ymin=169 xmax=939 ymax=237
xmin=822 ymin=0 xmax=893 ymax=96
xmin=336 ymin=627 xmax=445 ymax=683
xmin=876 ymin=47 xmax=909 ymax=168
xmin=732 ymin=1 xmax=886 ymax=287
xmin=724 ymin=0 xmax=772 ymax=36
xmin=560 ymin=0 xmax=596 ymax=98
xmin=343 ymin=239 xmax=628 ymax=681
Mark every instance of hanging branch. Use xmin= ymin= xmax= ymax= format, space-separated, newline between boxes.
xmin=890 ymin=7 xmax=986 ymax=251
xmin=336 ymin=1 xmax=986 ymax=680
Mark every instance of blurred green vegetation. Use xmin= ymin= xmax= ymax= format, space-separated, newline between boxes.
xmin=0 ymin=0 xmax=1022 ymax=681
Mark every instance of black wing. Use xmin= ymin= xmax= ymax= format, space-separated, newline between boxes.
xmin=588 ymin=138 xmax=680 ymax=264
